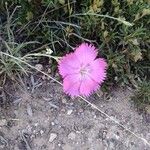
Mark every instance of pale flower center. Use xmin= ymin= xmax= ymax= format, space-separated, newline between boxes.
xmin=79 ymin=64 xmax=92 ymax=78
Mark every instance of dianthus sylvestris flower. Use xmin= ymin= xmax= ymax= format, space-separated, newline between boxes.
xmin=58 ymin=43 xmax=107 ymax=97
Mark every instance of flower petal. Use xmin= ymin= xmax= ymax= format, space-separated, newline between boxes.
xmin=58 ymin=53 xmax=80 ymax=78
xmin=79 ymin=77 xmax=99 ymax=97
xmin=89 ymin=58 xmax=107 ymax=83
xmin=63 ymin=74 xmax=80 ymax=97
xmin=75 ymin=43 xmax=98 ymax=63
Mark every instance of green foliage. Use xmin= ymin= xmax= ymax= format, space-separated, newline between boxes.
xmin=0 ymin=6 xmax=38 ymax=84
xmin=78 ymin=0 xmax=150 ymax=85
xmin=131 ymin=81 xmax=150 ymax=112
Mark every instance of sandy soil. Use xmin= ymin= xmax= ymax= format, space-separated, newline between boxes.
xmin=0 ymin=75 xmax=150 ymax=150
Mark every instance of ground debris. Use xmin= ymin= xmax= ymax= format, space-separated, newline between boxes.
xmin=49 ymin=133 xmax=57 ymax=142
xmin=27 ymin=104 xmax=33 ymax=117
xmin=68 ymin=132 xmax=76 ymax=140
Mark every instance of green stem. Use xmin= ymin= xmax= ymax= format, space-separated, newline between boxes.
xmin=71 ymin=13 xmax=133 ymax=26
xmin=23 ymin=53 xmax=61 ymax=62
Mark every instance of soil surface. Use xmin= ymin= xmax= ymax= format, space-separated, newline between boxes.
xmin=0 ymin=75 xmax=150 ymax=150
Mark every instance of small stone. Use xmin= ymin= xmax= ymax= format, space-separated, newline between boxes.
xmin=76 ymin=131 xmax=80 ymax=134
xmin=33 ymin=130 xmax=36 ymax=134
xmin=30 ymin=134 xmax=35 ymax=139
xmin=49 ymin=133 xmax=57 ymax=142
xmin=68 ymin=132 xmax=76 ymax=140
xmin=40 ymin=130 xmax=44 ymax=135
xmin=51 ymin=122 xmax=55 ymax=126
xmin=0 ymin=119 xmax=7 ymax=126
xmin=58 ymin=125 xmax=62 ymax=129
xmin=35 ymin=64 xmax=43 ymax=71
xmin=67 ymin=110 xmax=73 ymax=115
xmin=34 ymin=123 xmax=38 ymax=127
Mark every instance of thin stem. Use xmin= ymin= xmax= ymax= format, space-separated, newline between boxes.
xmin=71 ymin=13 xmax=133 ymax=26
xmin=23 ymin=53 xmax=61 ymax=62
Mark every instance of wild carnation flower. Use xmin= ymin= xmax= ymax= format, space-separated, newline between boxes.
xmin=58 ymin=43 xmax=107 ymax=97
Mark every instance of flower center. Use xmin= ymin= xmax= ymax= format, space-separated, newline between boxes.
xmin=79 ymin=64 xmax=91 ymax=78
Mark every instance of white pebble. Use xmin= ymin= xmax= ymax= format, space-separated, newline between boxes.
xmin=34 ymin=123 xmax=38 ymax=127
xmin=51 ymin=122 xmax=55 ymax=126
xmin=68 ymin=132 xmax=76 ymax=140
xmin=40 ymin=130 xmax=44 ymax=135
xmin=0 ymin=119 xmax=7 ymax=126
xmin=67 ymin=110 xmax=73 ymax=115
xmin=49 ymin=133 xmax=57 ymax=142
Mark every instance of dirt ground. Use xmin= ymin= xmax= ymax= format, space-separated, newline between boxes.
xmin=0 ymin=75 xmax=150 ymax=150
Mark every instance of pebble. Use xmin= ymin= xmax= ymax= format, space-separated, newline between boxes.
xmin=40 ymin=130 xmax=44 ymax=135
xmin=33 ymin=130 xmax=36 ymax=134
xmin=49 ymin=133 xmax=57 ymax=142
xmin=76 ymin=131 xmax=80 ymax=134
xmin=0 ymin=119 xmax=7 ymax=126
xmin=67 ymin=110 xmax=73 ymax=115
xmin=68 ymin=132 xmax=76 ymax=140
xmin=51 ymin=122 xmax=55 ymax=126
xmin=34 ymin=123 xmax=38 ymax=127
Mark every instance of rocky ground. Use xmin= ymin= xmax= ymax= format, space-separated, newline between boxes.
xmin=0 ymin=75 xmax=150 ymax=150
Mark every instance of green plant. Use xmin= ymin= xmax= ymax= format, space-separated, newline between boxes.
xmin=79 ymin=0 xmax=149 ymax=83
xmin=131 ymin=81 xmax=150 ymax=112
xmin=0 ymin=6 xmax=37 ymax=85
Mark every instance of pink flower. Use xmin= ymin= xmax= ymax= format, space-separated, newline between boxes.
xmin=58 ymin=43 xmax=107 ymax=97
